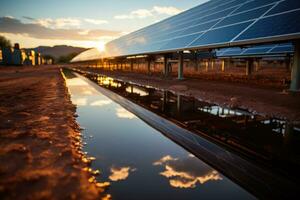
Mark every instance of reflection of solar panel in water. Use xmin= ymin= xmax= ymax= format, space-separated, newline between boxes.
xmin=72 ymin=0 xmax=300 ymax=62
xmin=216 ymin=43 xmax=294 ymax=57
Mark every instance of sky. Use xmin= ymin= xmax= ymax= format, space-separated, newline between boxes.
xmin=0 ymin=0 xmax=209 ymax=48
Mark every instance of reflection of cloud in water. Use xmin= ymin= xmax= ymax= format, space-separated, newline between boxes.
xmin=153 ymin=155 xmax=178 ymax=165
xmin=116 ymin=108 xmax=136 ymax=119
xmin=66 ymin=78 xmax=89 ymax=86
xmin=109 ymin=166 xmax=136 ymax=181
xmin=90 ymin=100 xmax=112 ymax=107
xmin=82 ymin=90 xmax=93 ymax=95
xmin=73 ymin=97 xmax=87 ymax=106
xmin=153 ymin=155 xmax=222 ymax=189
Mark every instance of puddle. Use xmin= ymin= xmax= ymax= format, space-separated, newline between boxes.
xmin=73 ymin=69 xmax=300 ymax=172
xmin=63 ymin=70 xmax=256 ymax=200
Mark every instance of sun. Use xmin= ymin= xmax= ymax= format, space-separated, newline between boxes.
xmin=96 ymin=41 xmax=106 ymax=52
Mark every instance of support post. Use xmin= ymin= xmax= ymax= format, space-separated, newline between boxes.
xmin=178 ymin=51 xmax=184 ymax=80
xmin=163 ymin=54 xmax=168 ymax=77
xmin=205 ymin=60 xmax=209 ymax=72
xmin=221 ymin=60 xmax=225 ymax=72
xmin=147 ymin=57 xmax=151 ymax=74
xmin=130 ymin=59 xmax=133 ymax=72
xmin=285 ymin=54 xmax=291 ymax=71
xmin=193 ymin=51 xmax=198 ymax=72
xmin=255 ymin=59 xmax=260 ymax=72
xmin=177 ymin=94 xmax=182 ymax=116
xmin=290 ymin=41 xmax=300 ymax=91
xmin=246 ymin=58 xmax=254 ymax=76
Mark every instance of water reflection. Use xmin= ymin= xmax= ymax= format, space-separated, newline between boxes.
xmin=64 ymin=69 xmax=256 ymax=200
xmin=90 ymin=100 xmax=112 ymax=107
xmin=75 ymin=69 xmax=300 ymax=177
xmin=73 ymin=97 xmax=88 ymax=106
xmin=109 ymin=166 xmax=136 ymax=182
xmin=154 ymin=155 xmax=222 ymax=189
xmin=115 ymin=108 xmax=137 ymax=119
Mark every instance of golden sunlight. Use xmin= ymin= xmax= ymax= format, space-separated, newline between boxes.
xmin=96 ymin=40 xmax=106 ymax=52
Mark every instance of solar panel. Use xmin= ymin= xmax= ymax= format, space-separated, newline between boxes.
xmin=72 ymin=0 xmax=300 ymax=62
xmin=216 ymin=43 xmax=293 ymax=58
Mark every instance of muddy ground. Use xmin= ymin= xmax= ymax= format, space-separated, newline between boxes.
xmin=78 ymin=67 xmax=300 ymax=122
xmin=0 ymin=66 xmax=106 ymax=200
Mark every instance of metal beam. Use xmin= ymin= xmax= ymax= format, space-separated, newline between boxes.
xmin=178 ymin=51 xmax=184 ymax=80
xmin=147 ymin=57 xmax=151 ymax=74
xmin=163 ymin=54 xmax=168 ymax=77
xmin=221 ymin=60 xmax=225 ymax=72
xmin=130 ymin=59 xmax=133 ymax=71
xmin=246 ymin=58 xmax=254 ymax=76
xmin=290 ymin=40 xmax=300 ymax=91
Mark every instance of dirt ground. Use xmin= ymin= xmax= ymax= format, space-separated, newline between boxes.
xmin=0 ymin=66 xmax=107 ymax=200
xmin=79 ymin=67 xmax=300 ymax=122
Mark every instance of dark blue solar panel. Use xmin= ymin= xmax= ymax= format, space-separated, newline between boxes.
xmin=160 ymin=34 xmax=201 ymax=50
xmin=181 ymin=20 xmax=218 ymax=35
xmin=266 ymin=0 xmax=300 ymax=16
xmin=189 ymin=7 xmax=237 ymax=27
xmin=235 ymin=10 xmax=300 ymax=42
xmin=270 ymin=45 xmax=293 ymax=54
xmin=72 ymin=0 xmax=300 ymax=62
xmin=243 ymin=47 xmax=270 ymax=55
xmin=189 ymin=21 xmax=252 ymax=48
xmin=215 ymin=5 xmax=272 ymax=28
xmin=233 ymin=0 xmax=279 ymax=14
xmin=216 ymin=43 xmax=293 ymax=57
xmin=217 ymin=48 xmax=244 ymax=57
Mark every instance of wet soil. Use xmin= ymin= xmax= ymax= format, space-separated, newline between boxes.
xmin=0 ymin=66 xmax=104 ymax=200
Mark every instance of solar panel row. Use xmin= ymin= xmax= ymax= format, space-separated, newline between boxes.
xmin=216 ymin=43 xmax=293 ymax=57
xmin=72 ymin=0 xmax=300 ymax=62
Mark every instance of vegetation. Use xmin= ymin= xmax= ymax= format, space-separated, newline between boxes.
xmin=57 ymin=52 xmax=78 ymax=63
xmin=0 ymin=35 xmax=12 ymax=48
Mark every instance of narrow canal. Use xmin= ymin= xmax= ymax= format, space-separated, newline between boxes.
xmin=63 ymin=70 xmax=256 ymax=200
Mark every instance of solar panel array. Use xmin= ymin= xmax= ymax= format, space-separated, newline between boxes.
xmin=72 ymin=0 xmax=300 ymax=62
xmin=216 ymin=43 xmax=294 ymax=58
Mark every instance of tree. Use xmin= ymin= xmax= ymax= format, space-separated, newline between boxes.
xmin=0 ymin=35 xmax=12 ymax=48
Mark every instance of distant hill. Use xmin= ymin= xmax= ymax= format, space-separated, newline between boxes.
xmin=28 ymin=45 xmax=88 ymax=59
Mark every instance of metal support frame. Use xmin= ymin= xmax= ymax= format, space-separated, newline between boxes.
xmin=254 ymin=59 xmax=260 ymax=72
xmin=246 ymin=58 xmax=254 ymax=76
xmin=163 ymin=54 xmax=168 ymax=77
xmin=130 ymin=59 xmax=133 ymax=71
xmin=178 ymin=51 xmax=184 ymax=80
xmin=205 ymin=60 xmax=209 ymax=72
xmin=221 ymin=59 xmax=225 ymax=72
xmin=285 ymin=54 xmax=291 ymax=71
xmin=290 ymin=40 xmax=300 ymax=91
xmin=147 ymin=57 xmax=151 ymax=74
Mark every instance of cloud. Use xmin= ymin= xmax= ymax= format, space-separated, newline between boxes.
xmin=153 ymin=6 xmax=181 ymax=15
xmin=115 ymin=9 xmax=153 ymax=19
xmin=109 ymin=166 xmax=136 ymax=181
xmin=84 ymin=18 xmax=108 ymax=25
xmin=23 ymin=16 xmax=81 ymax=29
xmin=114 ymin=6 xmax=181 ymax=20
xmin=0 ymin=16 xmax=121 ymax=41
xmin=153 ymin=155 xmax=222 ymax=189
